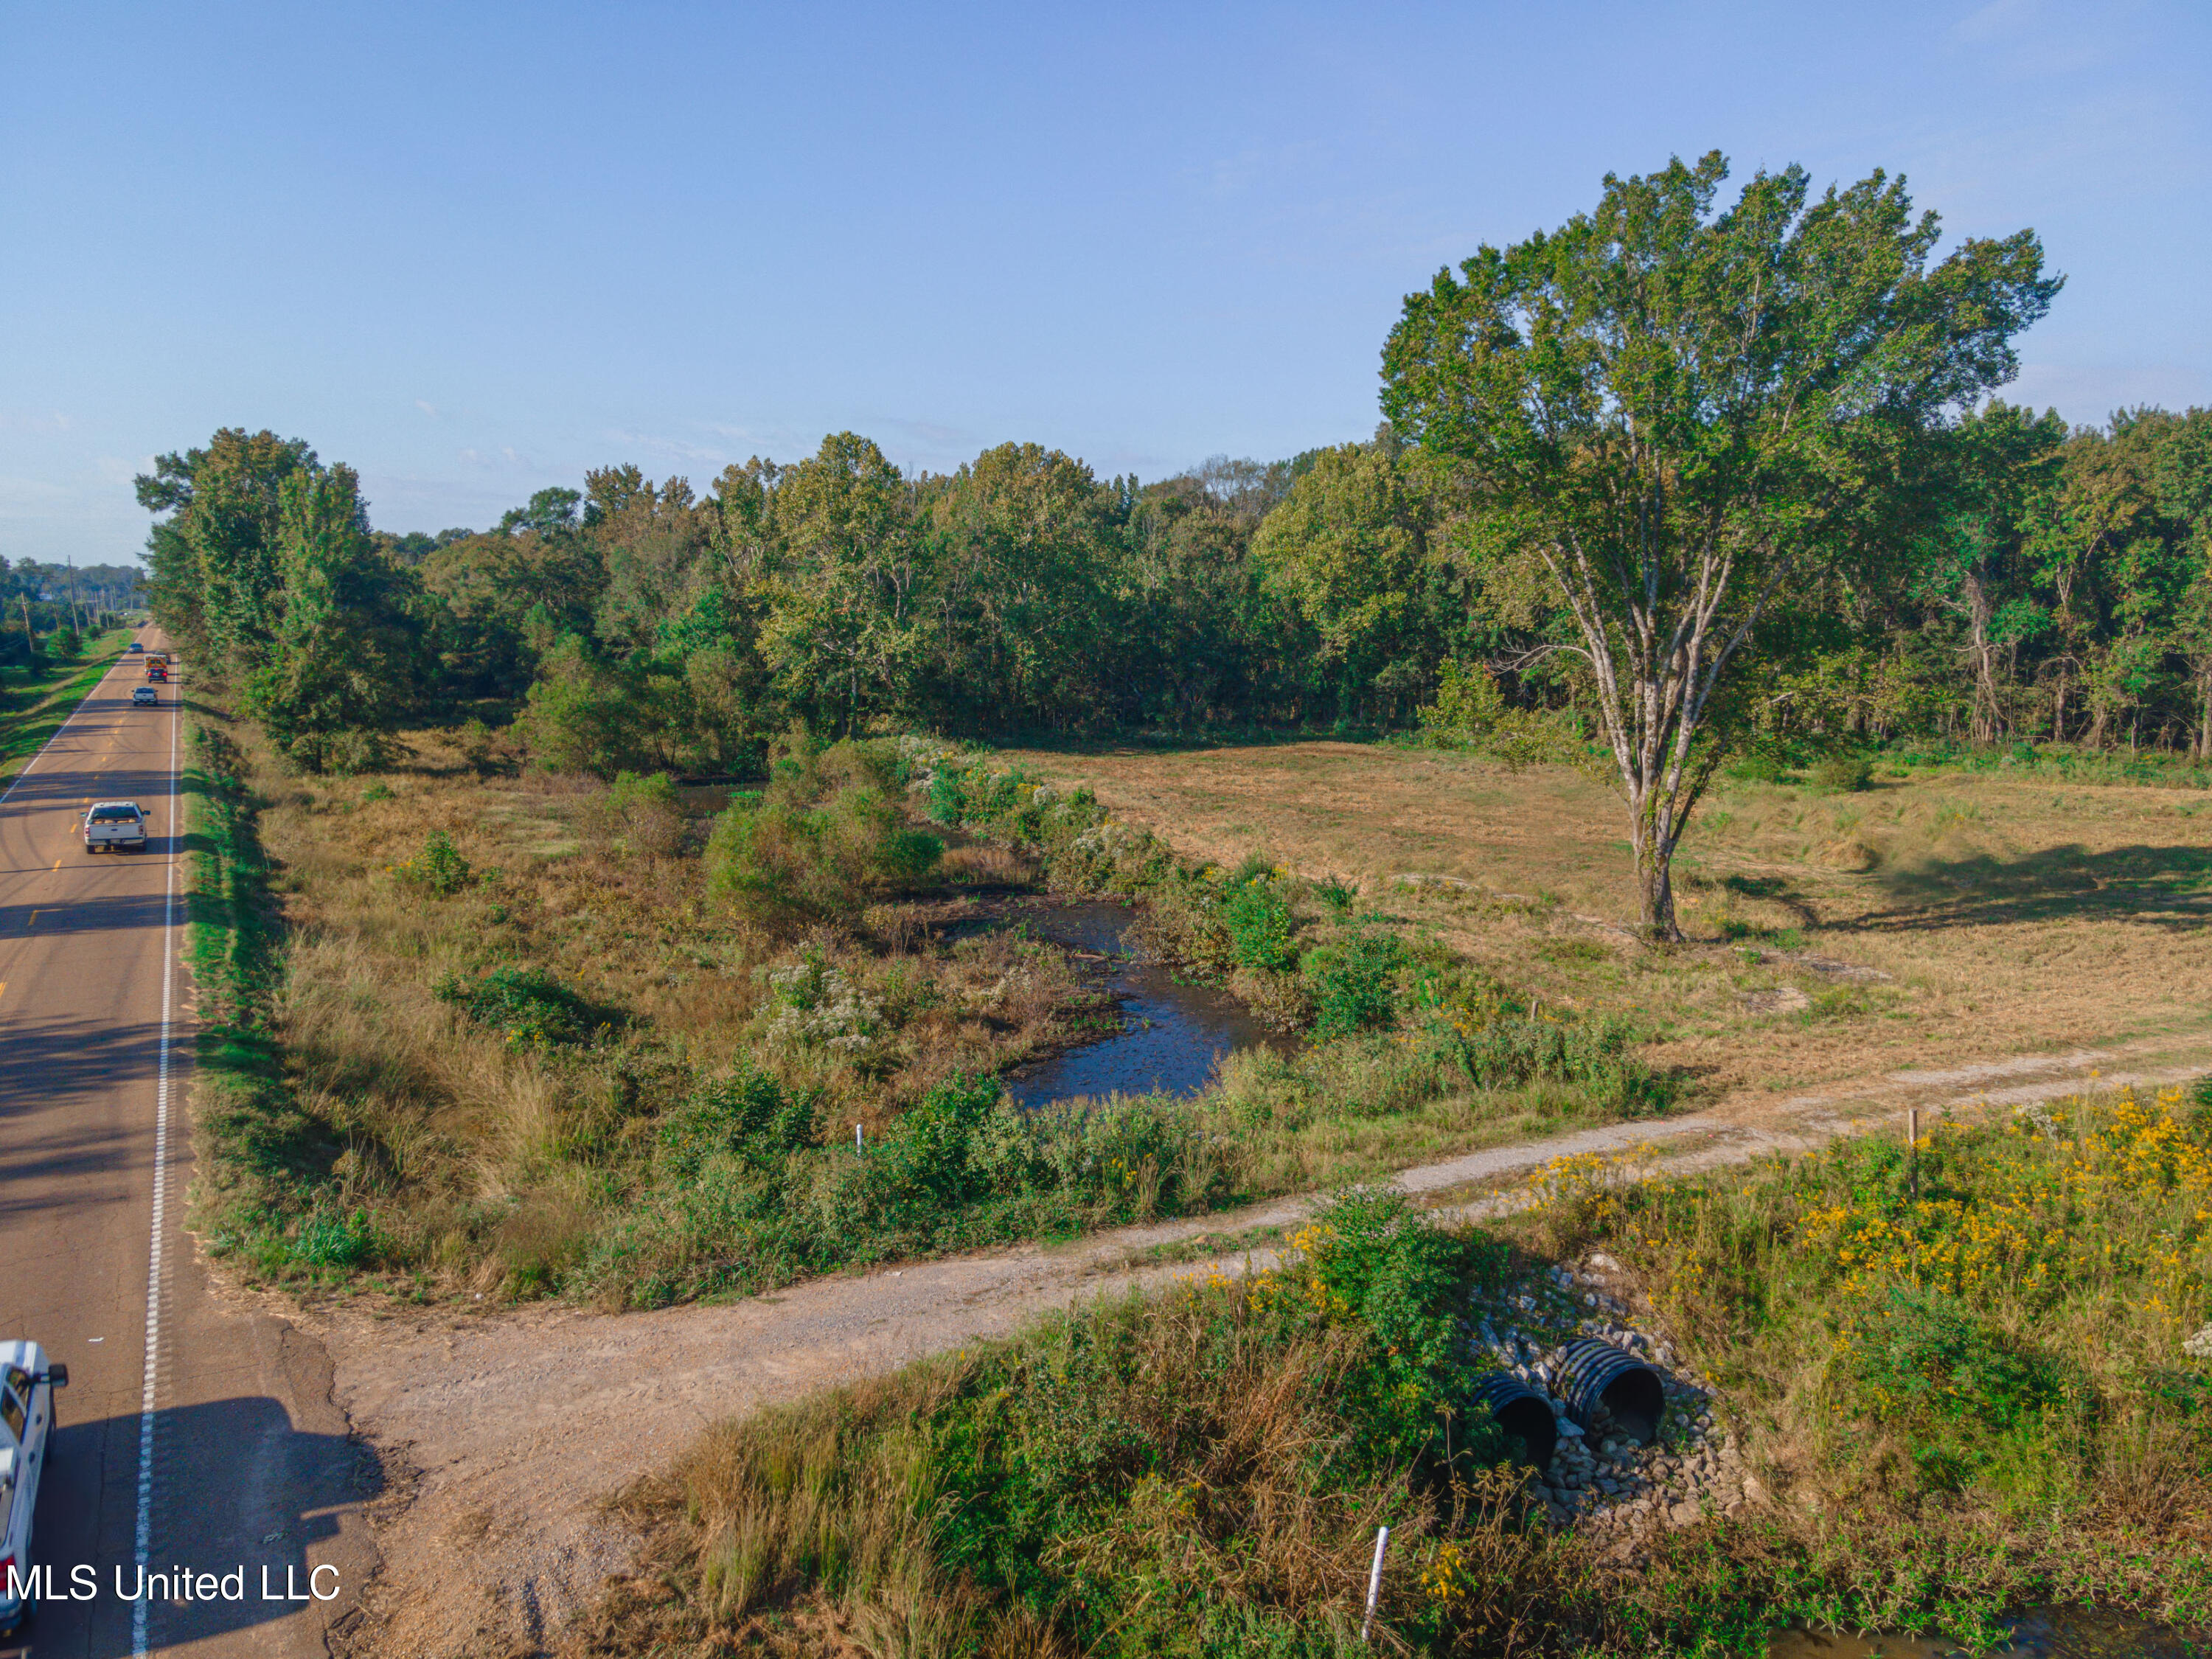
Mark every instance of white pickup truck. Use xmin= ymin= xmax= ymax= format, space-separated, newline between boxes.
xmin=0 ymin=1341 xmax=69 ymax=1636
xmin=83 ymin=800 xmax=147 ymax=853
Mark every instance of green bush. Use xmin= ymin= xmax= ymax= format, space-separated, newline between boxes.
xmin=1297 ymin=1189 xmax=1496 ymax=1472
xmin=1725 ymin=751 xmax=1792 ymax=783
xmin=1218 ymin=870 xmax=1298 ymax=972
xmin=657 ymin=1064 xmax=818 ymax=1177
xmin=434 ymin=965 xmax=611 ymax=1048
xmin=705 ymin=782 xmax=943 ymax=929
xmin=394 ymin=830 xmax=473 ymax=896
xmin=1810 ymin=751 xmax=1875 ymax=792
xmin=1304 ymin=928 xmax=1408 ymax=1038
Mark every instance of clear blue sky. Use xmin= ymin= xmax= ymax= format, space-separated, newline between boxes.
xmin=4 ymin=0 xmax=2207 ymax=564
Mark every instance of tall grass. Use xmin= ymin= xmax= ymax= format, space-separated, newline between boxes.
xmin=202 ymin=718 xmax=1676 ymax=1307
xmin=1571 ymin=1085 xmax=2212 ymax=1530
xmin=600 ymin=1102 xmax=2212 ymax=1656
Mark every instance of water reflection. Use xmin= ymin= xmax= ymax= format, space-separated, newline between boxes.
xmin=965 ymin=900 xmax=1295 ymax=1107
xmin=1766 ymin=1607 xmax=2199 ymax=1658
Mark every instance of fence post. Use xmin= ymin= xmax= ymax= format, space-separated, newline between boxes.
xmin=855 ymin=1122 xmax=865 ymax=1153
xmin=1361 ymin=1525 xmax=1390 ymax=1642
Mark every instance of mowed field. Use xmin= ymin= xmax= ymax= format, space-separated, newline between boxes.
xmin=999 ymin=741 xmax=2212 ymax=1107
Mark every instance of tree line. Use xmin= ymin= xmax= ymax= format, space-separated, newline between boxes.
xmin=136 ymin=428 xmax=1496 ymax=773
xmin=136 ymin=153 xmax=2209 ymax=931
xmin=134 ymin=404 xmax=2212 ymax=768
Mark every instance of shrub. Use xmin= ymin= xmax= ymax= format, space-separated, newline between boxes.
xmin=595 ymin=769 xmax=685 ymax=858
xmin=1726 ymin=749 xmax=1792 ymax=783
xmin=1810 ymin=751 xmax=1875 ymax=793
xmin=1417 ymin=658 xmax=1506 ymax=740
xmin=1304 ymin=928 xmax=1408 ymax=1038
xmin=658 ymin=1064 xmax=818 ymax=1177
xmin=434 ymin=965 xmax=610 ymax=1048
xmin=1218 ymin=869 xmax=1298 ymax=972
xmin=393 ymin=830 xmax=473 ymax=896
xmin=706 ymin=782 xmax=944 ymax=931
xmin=876 ymin=1071 xmax=1009 ymax=1214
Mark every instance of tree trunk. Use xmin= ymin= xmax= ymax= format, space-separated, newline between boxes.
xmin=1635 ymin=827 xmax=1680 ymax=941
xmin=1965 ymin=571 xmax=2003 ymax=745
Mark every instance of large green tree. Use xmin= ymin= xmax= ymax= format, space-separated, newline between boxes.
xmin=243 ymin=465 xmax=422 ymax=772
xmin=136 ymin=428 xmax=318 ymax=668
xmin=761 ymin=434 xmax=926 ymax=735
xmin=1250 ymin=438 xmax=1449 ymax=721
xmin=1381 ymin=151 xmax=2060 ymax=937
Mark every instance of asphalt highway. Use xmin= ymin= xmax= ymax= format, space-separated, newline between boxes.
xmin=0 ymin=636 xmax=375 ymax=1658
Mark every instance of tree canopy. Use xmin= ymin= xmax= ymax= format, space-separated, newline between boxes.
xmin=1380 ymin=150 xmax=2061 ymax=936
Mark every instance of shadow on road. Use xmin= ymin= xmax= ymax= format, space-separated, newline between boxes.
xmin=0 ymin=891 xmax=176 ymax=942
xmin=31 ymin=1395 xmax=380 ymax=1658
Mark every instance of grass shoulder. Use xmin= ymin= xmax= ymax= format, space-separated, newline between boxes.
xmin=0 ymin=629 xmax=136 ymax=785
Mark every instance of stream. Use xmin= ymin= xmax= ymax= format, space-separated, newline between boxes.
xmin=961 ymin=899 xmax=1295 ymax=1107
xmin=1765 ymin=1607 xmax=2198 ymax=1657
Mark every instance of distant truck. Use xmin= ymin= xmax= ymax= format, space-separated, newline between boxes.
xmin=144 ymin=653 xmax=168 ymax=682
xmin=83 ymin=801 xmax=147 ymax=853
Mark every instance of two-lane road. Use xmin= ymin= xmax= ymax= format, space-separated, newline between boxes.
xmin=0 ymin=636 xmax=375 ymax=1658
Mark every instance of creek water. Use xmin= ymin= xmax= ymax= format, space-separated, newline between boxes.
xmin=1764 ymin=1607 xmax=2199 ymax=1657
xmin=967 ymin=899 xmax=1295 ymax=1107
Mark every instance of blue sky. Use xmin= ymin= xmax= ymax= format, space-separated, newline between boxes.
xmin=4 ymin=0 xmax=2206 ymax=564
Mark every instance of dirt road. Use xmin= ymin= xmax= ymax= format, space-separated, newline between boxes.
xmin=0 ymin=639 xmax=375 ymax=1659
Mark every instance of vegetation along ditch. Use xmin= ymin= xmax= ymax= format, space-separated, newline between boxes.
xmin=189 ymin=712 xmax=1669 ymax=1310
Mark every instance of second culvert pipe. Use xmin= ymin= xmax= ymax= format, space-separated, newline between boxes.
xmin=1556 ymin=1338 xmax=1667 ymax=1444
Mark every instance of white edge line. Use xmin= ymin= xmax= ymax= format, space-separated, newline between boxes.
xmin=133 ymin=663 xmax=178 ymax=1657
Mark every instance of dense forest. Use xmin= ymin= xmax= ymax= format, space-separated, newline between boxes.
xmin=132 ymin=403 xmax=2212 ymax=772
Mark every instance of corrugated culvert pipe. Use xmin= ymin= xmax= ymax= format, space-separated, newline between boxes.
xmin=1557 ymin=1338 xmax=1666 ymax=1444
xmin=1472 ymin=1373 xmax=1558 ymax=1470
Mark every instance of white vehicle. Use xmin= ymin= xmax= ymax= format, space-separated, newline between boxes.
xmin=83 ymin=800 xmax=147 ymax=852
xmin=131 ymin=686 xmax=159 ymax=708
xmin=0 ymin=1342 xmax=67 ymax=1636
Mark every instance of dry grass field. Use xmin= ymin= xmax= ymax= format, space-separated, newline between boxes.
xmin=999 ymin=740 xmax=2212 ymax=1106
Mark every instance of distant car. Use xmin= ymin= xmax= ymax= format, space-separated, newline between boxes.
xmin=0 ymin=1341 xmax=68 ymax=1636
xmin=83 ymin=801 xmax=146 ymax=853
xmin=131 ymin=686 xmax=158 ymax=707
xmin=125 ymin=641 xmax=144 ymax=654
